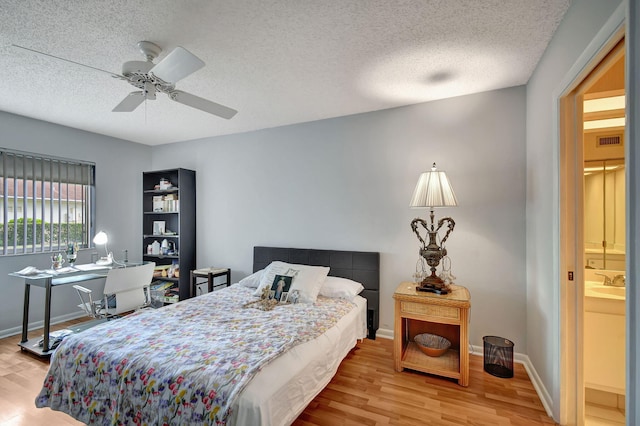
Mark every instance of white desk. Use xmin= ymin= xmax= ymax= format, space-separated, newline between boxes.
xmin=10 ymin=265 xmax=112 ymax=356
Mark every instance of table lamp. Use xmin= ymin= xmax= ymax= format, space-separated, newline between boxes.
xmin=93 ymin=231 xmax=113 ymax=265
xmin=409 ymin=163 xmax=457 ymax=293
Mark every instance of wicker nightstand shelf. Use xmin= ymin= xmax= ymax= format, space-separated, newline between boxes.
xmin=393 ymin=281 xmax=471 ymax=386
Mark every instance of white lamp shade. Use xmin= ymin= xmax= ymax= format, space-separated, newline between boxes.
xmin=410 ymin=165 xmax=458 ymax=208
xmin=93 ymin=231 xmax=108 ymax=245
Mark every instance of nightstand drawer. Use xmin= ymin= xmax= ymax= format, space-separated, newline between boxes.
xmin=400 ymin=301 xmax=459 ymax=320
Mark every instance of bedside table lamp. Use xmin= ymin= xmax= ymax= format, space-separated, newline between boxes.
xmin=410 ymin=163 xmax=457 ymax=293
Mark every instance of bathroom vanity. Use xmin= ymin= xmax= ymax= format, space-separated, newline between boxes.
xmin=583 ymin=273 xmax=625 ymax=394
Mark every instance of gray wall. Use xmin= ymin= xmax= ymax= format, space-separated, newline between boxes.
xmin=151 ymin=86 xmax=527 ymax=349
xmin=525 ymin=0 xmax=623 ymax=420
xmin=0 ymin=111 xmax=151 ymax=335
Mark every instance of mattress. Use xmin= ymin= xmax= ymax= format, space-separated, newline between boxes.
xmin=230 ymin=294 xmax=368 ymax=426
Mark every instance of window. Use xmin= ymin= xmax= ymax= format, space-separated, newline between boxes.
xmin=0 ymin=149 xmax=95 ymax=255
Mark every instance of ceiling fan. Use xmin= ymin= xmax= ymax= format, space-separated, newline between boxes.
xmin=12 ymin=41 xmax=237 ymax=119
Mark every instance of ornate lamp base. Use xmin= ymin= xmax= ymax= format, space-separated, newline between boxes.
xmin=416 ymin=274 xmax=450 ymax=294
xmin=410 ymin=210 xmax=456 ymax=296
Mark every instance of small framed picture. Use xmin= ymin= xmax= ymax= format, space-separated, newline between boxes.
xmin=270 ymin=275 xmax=293 ymax=302
xmin=153 ymin=221 xmax=166 ymax=235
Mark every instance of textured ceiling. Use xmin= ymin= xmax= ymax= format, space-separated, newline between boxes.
xmin=0 ymin=0 xmax=571 ymax=146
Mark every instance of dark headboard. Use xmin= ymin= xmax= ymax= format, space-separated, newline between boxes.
xmin=253 ymin=246 xmax=379 ymax=339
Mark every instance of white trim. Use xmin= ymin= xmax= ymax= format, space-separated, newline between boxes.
xmin=553 ymin=5 xmax=626 ymax=97
xmin=376 ymin=327 xmax=394 ymax=340
xmin=0 ymin=311 xmax=87 ymax=340
xmin=552 ymin=4 xmax=626 ymax=424
xmin=520 ymin=354 xmax=554 ymax=418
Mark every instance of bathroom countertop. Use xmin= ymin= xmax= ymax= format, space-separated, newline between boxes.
xmin=584 ymin=281 xmax=625 ymax=300
xmin=584 ymin=280 xmax=625 ymax=315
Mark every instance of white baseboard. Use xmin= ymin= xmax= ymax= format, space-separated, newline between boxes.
xmin=379 ymin=331 xmax=554 ymax=418
xmin=517 ymin=352 xmax=554 ymax=418
xmin=376 ymin=327 xmax=393 ymax=340
xmin=0 ymin=311 xmax=87 ymax=340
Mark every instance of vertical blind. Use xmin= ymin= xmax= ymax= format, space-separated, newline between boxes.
xmin=0 ymin=148 xmax=95 ymax=255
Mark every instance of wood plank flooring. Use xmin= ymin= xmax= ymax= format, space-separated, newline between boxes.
xmin=0 ymin=321 xmax=556 ymax=425
xmin=294 ymin=338 xmax=556 ymax=426
xmin=0 ymin=319 xmax=86 ymax=425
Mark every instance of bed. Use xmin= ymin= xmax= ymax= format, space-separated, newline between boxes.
xmin=35 ymin=246 xmax=379 ymax=425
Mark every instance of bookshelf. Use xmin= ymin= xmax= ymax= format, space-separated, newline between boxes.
xmin=142 ymin=168 xmax=196 ymax=302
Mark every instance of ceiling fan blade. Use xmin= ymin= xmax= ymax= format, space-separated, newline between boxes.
xmin=11 ymin=44 xmax=122 ymax=78
xmin=149 ymin=47 xmax=204 ymax=83
xmin=113 ymin=91 xmax=146 ymax=112
xmin=170 ymin=90 xmax=237 ymax=119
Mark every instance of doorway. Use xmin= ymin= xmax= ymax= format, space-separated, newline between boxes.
xmin=559 ymin=30 xmax=626 ymax=426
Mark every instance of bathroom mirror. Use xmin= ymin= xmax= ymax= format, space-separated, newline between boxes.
xmin=584 ymin=159 xmax=625 ymax=270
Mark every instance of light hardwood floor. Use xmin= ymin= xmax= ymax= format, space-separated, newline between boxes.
xmin=0 ymin=321 xmax=556 ymax=425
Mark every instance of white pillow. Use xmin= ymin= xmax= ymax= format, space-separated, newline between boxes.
xmin=238 ymin=269 xmax=263 ymax=288
xmin=319 ymin=276 xmax=364 ymax=301
xmin=253 ymin=261 xmax=329 ymax=304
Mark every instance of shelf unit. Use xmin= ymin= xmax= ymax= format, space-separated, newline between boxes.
xmin=142 ymin=168 xmax=196 ymax=302
xmin=393 ymin=282 xmax=471 ymax=386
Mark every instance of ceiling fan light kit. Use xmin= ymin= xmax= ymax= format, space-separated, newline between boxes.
xmin=12 ymin=41 xmax=237 ymax=119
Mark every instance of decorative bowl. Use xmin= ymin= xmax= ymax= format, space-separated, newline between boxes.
xmin=414 ymin=333 xmax=451 ymax=357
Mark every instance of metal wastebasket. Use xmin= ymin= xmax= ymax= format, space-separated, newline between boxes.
xmin=483 ymin=336 xmax=514 ymax=378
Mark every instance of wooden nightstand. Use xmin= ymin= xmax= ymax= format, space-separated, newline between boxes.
xmin=393 ymin=281 xmax=471 ymax=386
xmin=190 ymin=268 xmax=231 ymax=297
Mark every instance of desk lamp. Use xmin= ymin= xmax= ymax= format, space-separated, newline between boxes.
xmin=410 ymin=163 xmax=457 ymax=293
xmin=93 ymin=231 xmax=113 ymax=265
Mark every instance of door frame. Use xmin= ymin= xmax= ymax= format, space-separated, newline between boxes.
xmin=557 ymin=13 xmax=625 ymax=426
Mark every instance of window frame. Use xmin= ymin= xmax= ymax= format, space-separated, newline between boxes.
xmin=0 ymin=148 xmax=95 ymax=256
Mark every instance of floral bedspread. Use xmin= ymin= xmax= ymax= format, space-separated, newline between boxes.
xmin=35 ymin=285 xmax=356 ymax=425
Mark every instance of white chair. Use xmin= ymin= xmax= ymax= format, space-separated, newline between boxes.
xmin=74 ymin=262 xmax=155 ymax=319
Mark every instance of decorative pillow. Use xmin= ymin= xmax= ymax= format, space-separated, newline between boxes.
xmin=319 ymin=276 xmax=364 ymax=301
xmin=238 ymin=269 xmax=263 ymax=288
xmin=253 ymin=261 xmax=329 ymax=303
